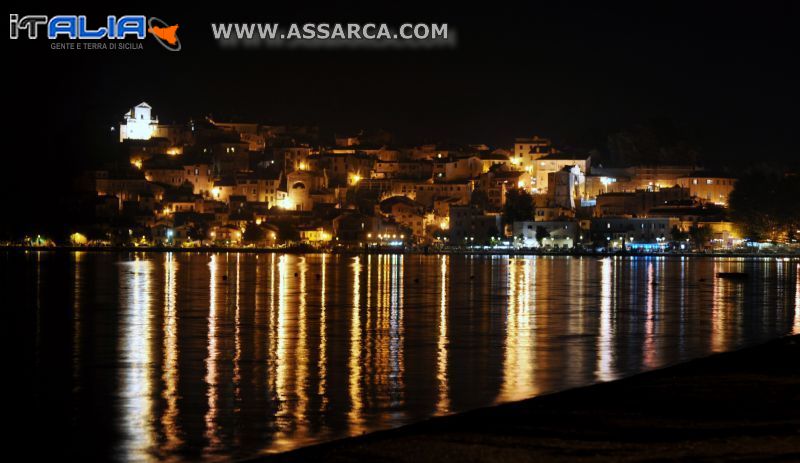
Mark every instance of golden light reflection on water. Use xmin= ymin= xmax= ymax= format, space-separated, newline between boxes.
xmin=375 ymin=255 xmax=405 ymax=418
xmin=795 ymin=264 xmax=800 ymax=334
xmin=47 ymin=253 xmax=799 ymax=462
xmin=272 ymin=254 xmax=295 ymax=451
xmin=233 ymin=254 xmax=242 ymax=403
xmin=596 ymin=257 xmax=615 ymax=382
xmin=268 ymin=253 xmax=277 ymax=406
xmin=204 ymin=254 xmax=221 ymax=454
xmin=162 ymin=253 xmax=181 ymax=452
xmin=711 ymin=260 xmax=734 ymax=353
xmin=392 ymin=255 xmax=405 ymax=410
xmin=318 ymin=254 xmax=328 ymax=409
xmin=118 ymin=256 xmax=156 ymax=460
xmin=435 ymin=255 xmax=449 ymax=415
xmin=498 ymin=257 xmax=537 ymax=402
xmin=348 ymin=256 xmax=363 ymax=433
xmin=643 ymin=260 xmax=657 ymax=368
xmin=72 ymin=251 xmax=83 ymax=390
xmin=296 ymin=257 xmax=309 ymax=437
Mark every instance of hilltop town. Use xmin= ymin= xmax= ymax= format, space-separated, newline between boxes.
xmin=19 ymin=102 xmax=799 ymax=253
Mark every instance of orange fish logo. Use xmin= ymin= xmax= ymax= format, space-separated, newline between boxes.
xmin=148 ymin=17 xmax=181 ymax=51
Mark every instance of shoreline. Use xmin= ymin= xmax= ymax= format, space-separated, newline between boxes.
xmin=248 ymin=335 xmax=800 ymax=462
xmin=3 ymin=245 xmax=799 ymax=259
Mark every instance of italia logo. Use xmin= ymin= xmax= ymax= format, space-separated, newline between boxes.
xmin=9 ymin=14 xmax=181 ymax=51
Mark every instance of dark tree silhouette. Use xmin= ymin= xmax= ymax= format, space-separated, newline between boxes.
xmin=503 ymin=189 xmax=534 ymax=225
xmin=729 ymin=170 xmax=800 ymax=242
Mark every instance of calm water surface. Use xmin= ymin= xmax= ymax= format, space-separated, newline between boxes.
xmin=14 ymin=251 xmax=800 ymax=461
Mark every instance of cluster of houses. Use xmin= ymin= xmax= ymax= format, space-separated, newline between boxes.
xmin=70 ymin=102 xmax=743 ymax=251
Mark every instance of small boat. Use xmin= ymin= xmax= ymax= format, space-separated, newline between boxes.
xmin=716 ymin=272 xmax=748 ymax=280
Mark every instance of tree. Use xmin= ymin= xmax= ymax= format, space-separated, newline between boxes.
xmin=502 ymin=189 xmax=534 ymax=225
xmin=729 ymin=170 xmax=800 ymax=242
xmin=243 ymin=223 xmax=265 ymax=244
xmin=535 ymin=226 xmax=550 ymax=242
xmin=276 ymin=222 xmax=300 ymax=243
xmin=670 ymin=225 xmax=689 ymax=242
xmin=606 ymin=118 xmax=699 ymax=167
xmin=689 ymin=224 xmax=713 ymax=250
xmin=485 ymin=226 xmax=500 ymax=245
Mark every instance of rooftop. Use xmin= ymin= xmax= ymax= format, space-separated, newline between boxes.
xmin=540 ymin=152 xmax=592 ymax=161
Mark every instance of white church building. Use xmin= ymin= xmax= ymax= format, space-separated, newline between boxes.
xmin=119 ymin=102 xmax=159 ymax=142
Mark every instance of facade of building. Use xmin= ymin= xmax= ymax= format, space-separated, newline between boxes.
xmin=595 ymin=186 xmax=689 ymax=217
xmin=591 ymin=217 xmax=679 ymax=249
xmin=549 ymin=165 xmax=585 ymax=209
xmin=372 ymin=160 xmax=433 ymax=180
xmin=513 ymin=220 xmax=580 ymax=248
xmin=534 ymin=153 xmax=591 ymax=193
xmin=183 ymin=163 xmax=214 ymax=196
xmin=627 ymin=165 xmax=695 ymax=191
xmin=120 ymin=102 xmax=158 ymax=141
xmin=379 ymin=196 xmax=427 ymax=239
xmin=432 ymin=156 xmax=483 ymax=182
xmin=414 ymin=181 xmax=473 ymax=207
xmin=513 ymin=136 xmax=552 ymax=172
xmin=286 ymin=169 xmax=327 ymax=211
xmin=677 ymin=173 xmax=737 ymax=205
xmin=448 ymin=205 xmax=503 ymax=245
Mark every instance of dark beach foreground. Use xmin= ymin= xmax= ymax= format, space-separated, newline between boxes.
xmin=252 ymin=335 xmax=800 ymax=463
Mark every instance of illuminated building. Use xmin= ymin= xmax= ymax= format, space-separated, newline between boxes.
xmin=478 ymin=152 xmax=514 ymax=173
xmin=413 ymin=180 xmax=473 ymax=208
xmin=306 ymin=151 xmax=374 ymax=187
xmin=211 ymin=142 xmax=250 ymax=176
xmin=513 ymin=136 xmax=553 ymax=171
xmin=513 ymin=221 xmax=579 ymax=248
xmin=208 ymin=224 xmax=242 ymax=244
xmin=280 ymin=146 xmax=313 ymax=172
xmin=286 ymin=169 xmax=328 ymax=211
xmin=298 ymin=227 xmax=333 ymax=244
xmin=182 ymin=163 xmax=214 ymax=196
xmin=595 ymin=186 xmax=690 ymax=217
xmin=448 ymin=205 xmax=503 ymax=245
xmin=676 ymin=173 xmax=737 ymax=206
xmin=143 ymin=164 xmax=185 ymax=188
xmin=628 ymin=165 xmax=694 ymax=191
xmin=372 ymin=160 xmax=433 ymax=180
xmin=534 ymin=152 xmax=591 ymax=193
xmin=476 ymin=168 xmax=531 ymax=211
xmin=378 ymin=196 xmax=427 ymax=239
xmin=432 ymin=156 xmax=483 ymax=182
xmin=119 ymin=102 xmax=184 ymax=145
xmin=590 ymin=217 xmax=679 ymax=248
xmin=332 ymin=212 xmax=403 ymax=243
xmin=549 ymin=165 xmax=585 ymax=209
xmin=231 ymin=170 xmax=283 ymax=207
xmin=119 ymin=102 xmax=159 ymax=141
xmin=207 ymin=119 xmax=266 ymax=151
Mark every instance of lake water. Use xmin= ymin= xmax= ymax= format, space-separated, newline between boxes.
xmin=12 ymin=251 xmax=800 ymax=461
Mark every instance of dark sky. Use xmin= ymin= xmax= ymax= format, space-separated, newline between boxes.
xmin=5 ymin=1 xmax=798 ymax=224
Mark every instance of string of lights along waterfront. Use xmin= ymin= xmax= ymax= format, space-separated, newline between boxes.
xmin=22 ymin=251 xmax=799 ymax=462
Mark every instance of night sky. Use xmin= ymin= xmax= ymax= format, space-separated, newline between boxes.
xmin=5 ymin=2 xmax=798 ymax=230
